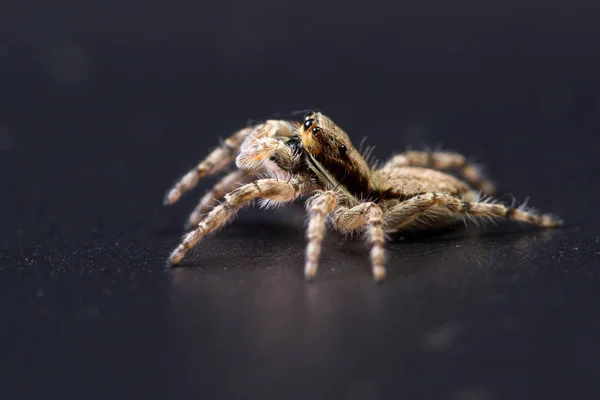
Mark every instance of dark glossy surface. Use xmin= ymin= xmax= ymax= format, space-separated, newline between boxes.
xmin=2 ymin=1 xmax=600 ymax=399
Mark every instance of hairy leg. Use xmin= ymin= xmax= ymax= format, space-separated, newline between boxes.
xmin=382 ymin=151 xmax=496 ymax=195
xmin=163 ymin=120 xmax=294 ymax=205
xmin=330 ymin=202 xmax=387 ymax=281
xmin=304 ymin=191 xmax=339 ymax=280
xmin=168 ymin=177 xmax=304 ymax=265
xmin=385 ymin=192 xmax=563 ymax=231
xmin=184 ymin=169 xmax=256 ymax=230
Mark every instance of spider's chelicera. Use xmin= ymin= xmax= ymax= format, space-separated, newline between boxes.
xmin=163 ymin=111 xmax=563 ymax=281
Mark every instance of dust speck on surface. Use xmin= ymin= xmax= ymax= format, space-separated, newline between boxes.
xmin=87 ymin=307 xmax=99 ymax=318
xmin=46 ymin=41 xmax=90 ymax=85
xmin=0 ymin=123 xmax=15 ymax=151
xmin=454 ymin=387 xmax=493 ymax=400
xmin=347 ymin=379 xmax=380 ymax=400
xmin=420 ymin=321 xmax=462 ymax=351
xmin=540 ymin=81 xmax=572 ymax=116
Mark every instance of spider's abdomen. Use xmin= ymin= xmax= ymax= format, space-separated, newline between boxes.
xmin=373 ymin=167 xmax=472 ymax=199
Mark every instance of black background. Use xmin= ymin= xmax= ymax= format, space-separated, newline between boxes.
xmin=2 ymin=1 xmax=600 ymax=399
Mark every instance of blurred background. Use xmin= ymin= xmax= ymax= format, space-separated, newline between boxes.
xmin=2 ymin=1 xmax=600 ymax=399
xmin=2 ymin=1 xmax=598 ymax=241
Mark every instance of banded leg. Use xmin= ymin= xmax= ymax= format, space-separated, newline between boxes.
xmin=184 ymin=169 xmax=256 ymax=230
xmin=330 ymin=202 xmax=387 ymax=281
xmin=168 ymin=178 xmax=304 ymax=265
xmin=382 ymin=151 xmax=496 ymax=195
xmin=304 ymin=191 xmax=339 ymax=280
xmin=163 ymin=120 xmax=294 ymax=205
xmin=385 ymin=192 xmax=563 ymax=231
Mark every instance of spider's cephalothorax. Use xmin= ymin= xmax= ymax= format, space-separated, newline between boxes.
xmin=163 ymin=111 xmax=563 ymax=281
xmin=298 ymin=111 xmax=372 ymax=199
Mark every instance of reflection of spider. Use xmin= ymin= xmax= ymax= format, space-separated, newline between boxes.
xmin=163 ymin=111 xmax=562 ymax=281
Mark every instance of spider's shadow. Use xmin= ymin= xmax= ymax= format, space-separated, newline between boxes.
xmin=316 ymin=223 xmax=565 ymax=283
xmin=386 ymin=222 xmax=565 ymax=243
xmin=161 ymin=206 xmax=566 ymax=283
xmin=382 ymin=224 xmax=565 ymax=282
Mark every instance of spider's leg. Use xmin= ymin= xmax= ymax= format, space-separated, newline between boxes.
xmin=385 ymin=192 xmax=563 ymax=231
xmin=330 ymin=202 xmax=387 ymax=281
xmin=304 ymin=191 xmax=339 ymax=280
xmin=163 ymin=125 xmax=253 ymax=205
xmin=184 ymin=169 xmax=257 ymax=230
xmin=163 ymin=120 xmax=294 ymax=205
xmin=381 ymin=151 xmax=496 ymax=196
xmin=169 ymin=177 xmax=305 ymax=265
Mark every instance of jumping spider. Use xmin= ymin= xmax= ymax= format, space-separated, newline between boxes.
xmin=163 ymin=111 xmax=562 ymax=281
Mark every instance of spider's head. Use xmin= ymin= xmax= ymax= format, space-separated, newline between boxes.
xmin=297 ymin=111 xmax=352 ymax=159
xmin=296 ymin=110 xmax=372 ymax=196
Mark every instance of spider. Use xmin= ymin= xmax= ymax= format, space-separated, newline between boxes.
xmin=163 ymin=111 xmax=563 ymax=281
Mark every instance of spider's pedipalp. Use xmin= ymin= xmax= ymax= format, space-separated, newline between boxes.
xmin=169 ymin=177 xmax=305 ymax=265
xmin=304 ymin=191 xmax=339 ymax=280
xmin=185 ymin=169 xmax=256 ymax=230
xmin=382 ymin=151 xmax=496 ymax=196
xmin=235 ymin=123 xmax=298 ymax=172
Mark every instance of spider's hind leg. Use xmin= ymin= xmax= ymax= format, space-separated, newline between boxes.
xmin=384 ymin=192 xmax=563 ymax=232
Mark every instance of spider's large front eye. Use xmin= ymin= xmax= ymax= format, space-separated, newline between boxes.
xmin=303 ymin=118 xmax=314 ymax=131
xmin=338 ymin=144 xmax=347 ymax=156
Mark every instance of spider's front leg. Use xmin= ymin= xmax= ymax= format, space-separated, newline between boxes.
xmin=382 ymin=151 xmax=496 ymax=196
xmin=163 ymin=120 xmax=294 ymax=205
xmin=184 ymin=169 xmax=256 ymax=230
xmin=304 ymin=191 xmax=339 ymax=280
xmin=329 ymin=202 xmax=387 ymax=282
xmin=169 ymin=177 xmax=304 ymax=265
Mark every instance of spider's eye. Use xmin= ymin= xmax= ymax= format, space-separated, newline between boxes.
xmin=338 ymin=144 xmax=347 ymax=155
xmin=311 ymin=126 xmax=320 ymax=134
xmin=303 ymin=119 xmax=314 ymax=131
